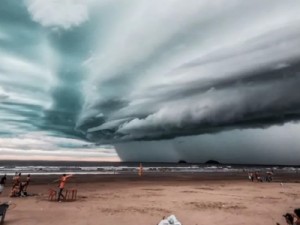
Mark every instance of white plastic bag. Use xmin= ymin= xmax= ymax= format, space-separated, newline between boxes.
xmin=158 ymin=215 xmax=182 ymax=225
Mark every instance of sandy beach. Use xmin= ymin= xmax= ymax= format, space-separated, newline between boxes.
xmin=1 ymin=172 xmax=300 ymax=225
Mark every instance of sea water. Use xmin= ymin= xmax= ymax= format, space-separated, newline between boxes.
xmin=0 ymin=160 xmax=298 ymax=176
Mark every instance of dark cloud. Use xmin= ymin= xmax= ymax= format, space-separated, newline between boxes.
xmin=82 ymin=35 xmax=300 ymax=143
xmin=115 ymin=123 xmax=300 ymax=164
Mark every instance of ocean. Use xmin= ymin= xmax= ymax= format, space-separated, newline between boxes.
xmin=0 ymin=160 xmax=299 ymax=176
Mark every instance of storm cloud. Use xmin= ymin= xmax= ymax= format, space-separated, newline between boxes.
xmin=76 ymin=0 xmax=300 ymax=143
xmin=1 ymin=0 xmax=300 ymax=163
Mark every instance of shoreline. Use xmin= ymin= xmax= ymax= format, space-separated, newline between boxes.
xmin=2 ymin=171 xmax=300 ymax=185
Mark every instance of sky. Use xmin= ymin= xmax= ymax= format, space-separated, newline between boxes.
xmin=0 ymin=0 xmax=300 ymax=164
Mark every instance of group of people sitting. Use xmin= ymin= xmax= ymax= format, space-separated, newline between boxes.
xmin=248 ymin=171 xmax=273 ymax=182
xmin=10 ymin=173 xmax=31 ymax=197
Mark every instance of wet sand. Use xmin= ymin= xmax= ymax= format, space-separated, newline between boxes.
xmin=1 ymin=172 xmax=300 ymax=225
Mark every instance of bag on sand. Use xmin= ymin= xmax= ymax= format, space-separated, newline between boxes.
xmin=158 ymin=215 xmax=182 ymax=225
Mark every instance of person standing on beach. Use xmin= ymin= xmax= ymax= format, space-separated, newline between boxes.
xmin=10 ymin=173 xmax=21 ymax=197
xmin=12 ymin=172 xmax=21 ymax=189
xmin=57 ymin=174 xmax=73 ymax=202
xmin=12 ymin=173 xmax=21 ymax=190
xmin=24 ymin=174 xmax=31 ymax=191
xmin=20 ymin=174 xmax=31 ymax=196
xmin=0 ymin=174 xmax=6 ymax=195
xmin=248 ymin=172 xmax=254 ymax=182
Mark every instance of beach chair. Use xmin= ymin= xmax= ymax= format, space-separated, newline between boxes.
xmin=65 ymin=189 xmax=77 ymax=201
xmin=70 ymin=189 xmax=77 ymax=200
xmin=48 ymin=189 xmax=57 ymax=201
xmin=0 ymin=203 xmax=9 ymax=224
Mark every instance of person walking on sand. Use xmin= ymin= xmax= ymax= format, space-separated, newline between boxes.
xmin=0 ymin=174 xmax=6 ymax=195
xmin=57 ymin=174 xmax=73 ymax=202
xmin=20 ymin=174 xmax=31 ymax=196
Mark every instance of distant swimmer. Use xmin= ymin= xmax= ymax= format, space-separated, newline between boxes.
xmin=138 ymin=163 xmax=143 ymax=177
xmin=57 ymin=174 xmax=73 ymax=202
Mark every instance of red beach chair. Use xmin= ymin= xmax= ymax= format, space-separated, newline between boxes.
xmin=48 ymin=189 xmax=57 ymax=201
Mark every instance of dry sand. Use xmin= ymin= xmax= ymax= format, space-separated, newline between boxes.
xmin=1 ymin=173 xmax=300 ymax=225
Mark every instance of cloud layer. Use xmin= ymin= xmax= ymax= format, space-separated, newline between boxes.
xmin=1 ymin=0 xmax=300 ymax=163
xmin=25 ymin=0 xmax=90 ymax=29
xmin=76 ymin=0 xmax=300 ymax=143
